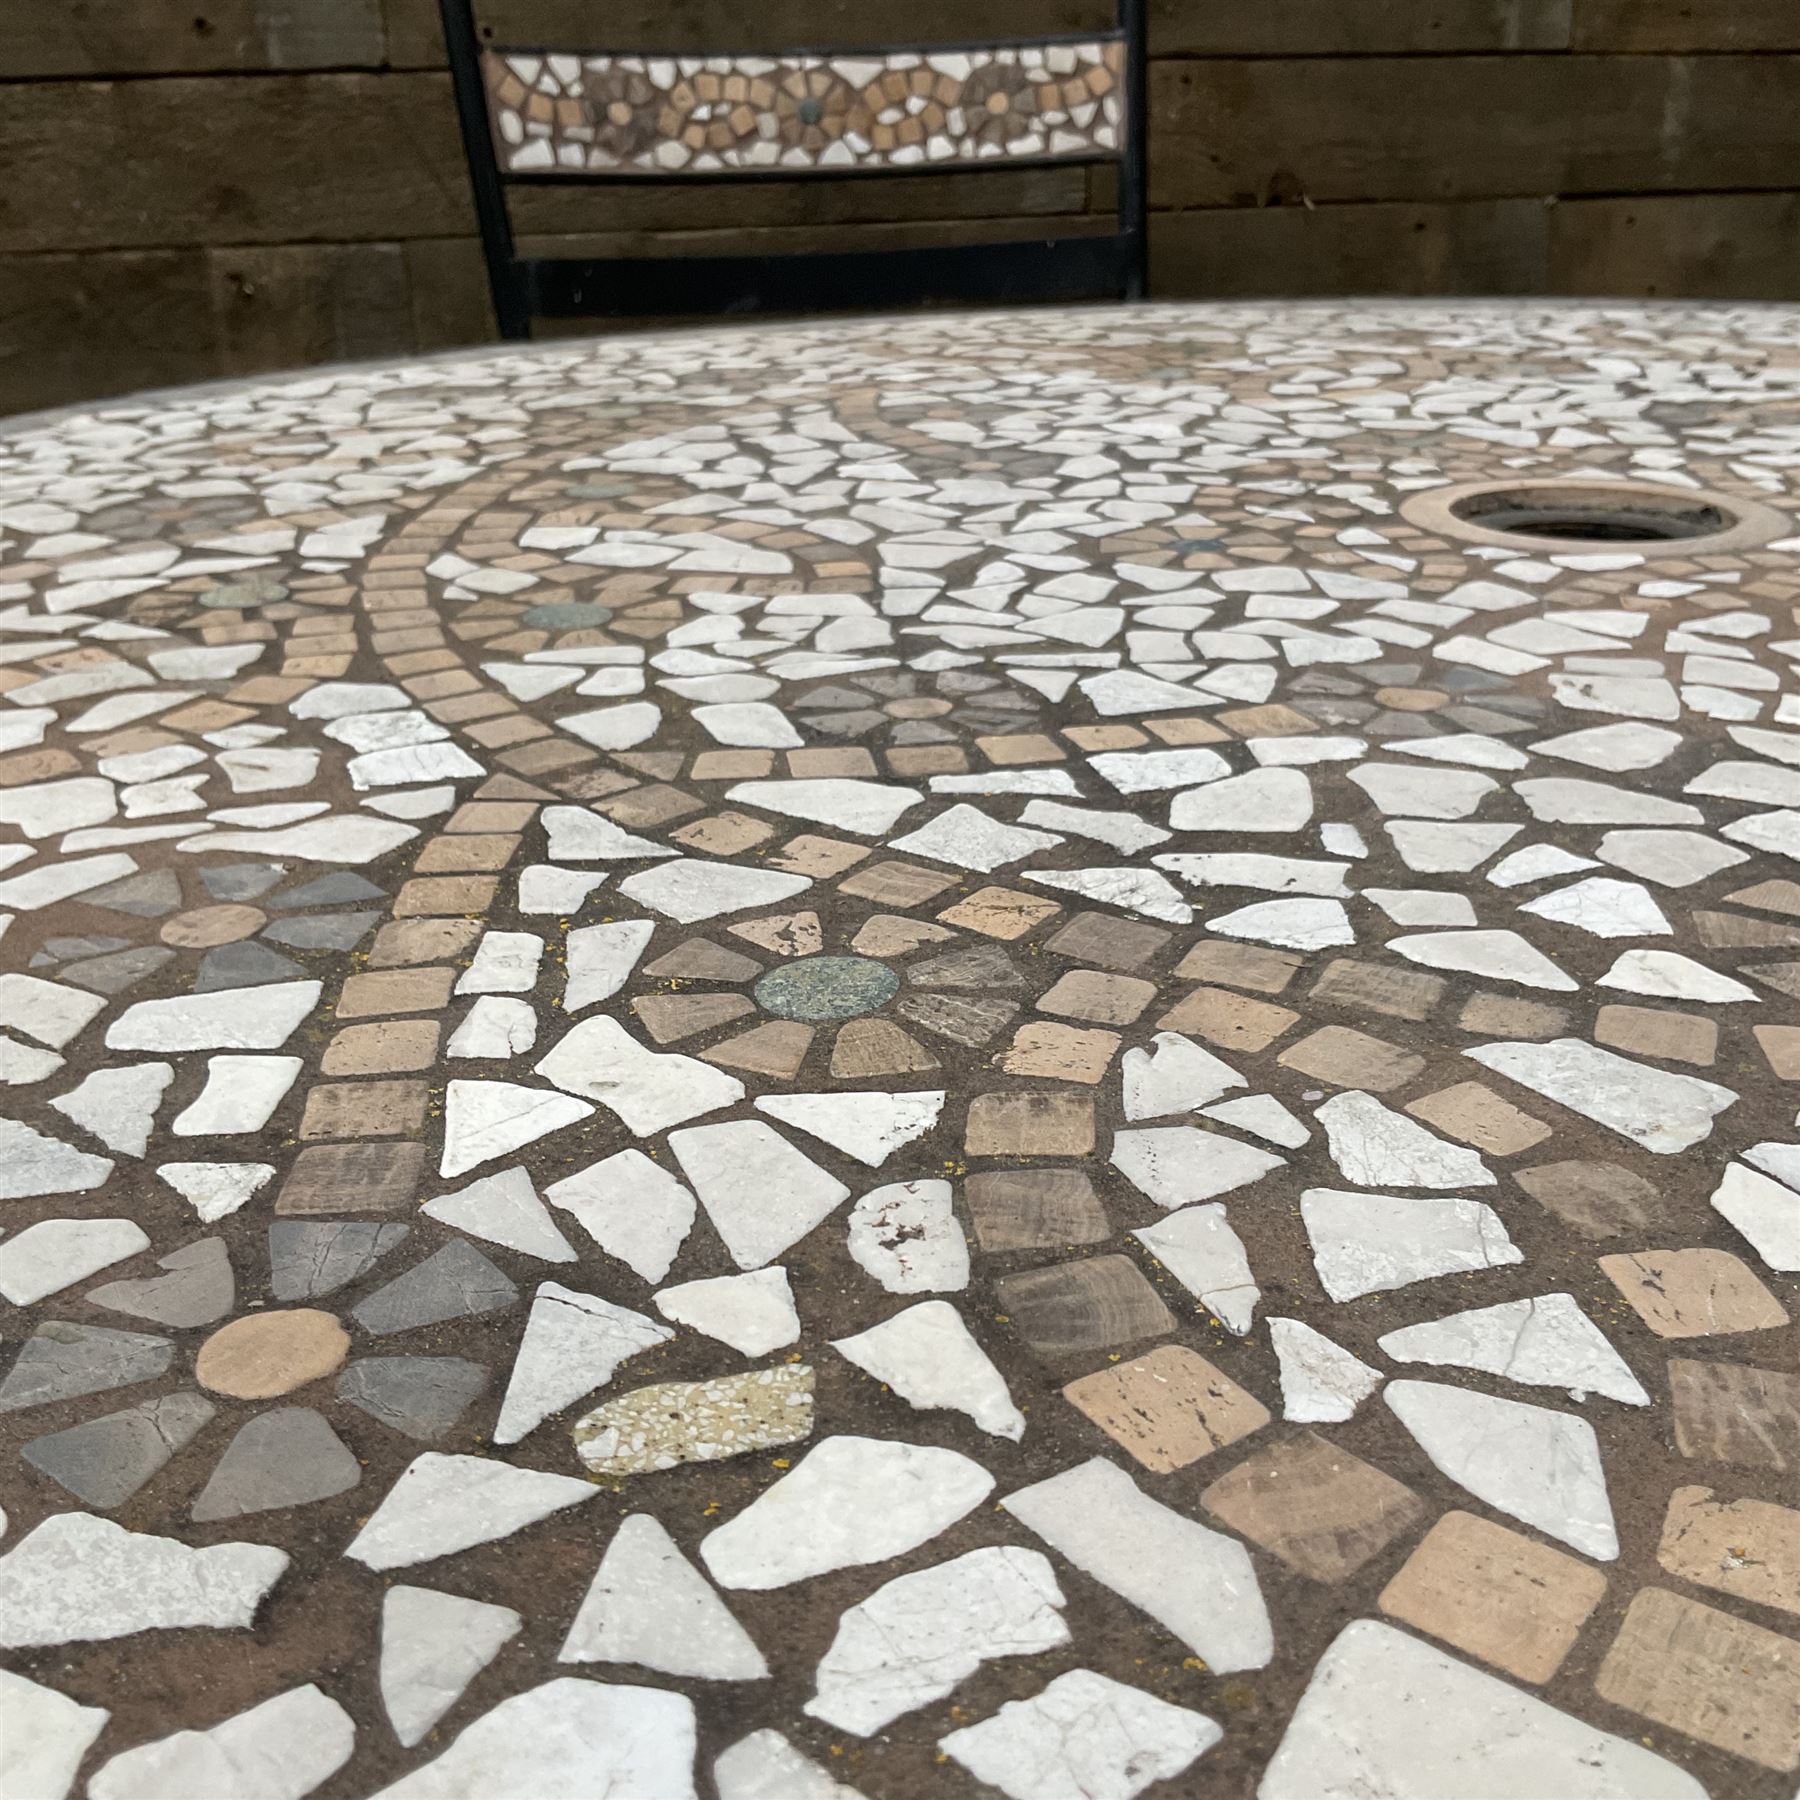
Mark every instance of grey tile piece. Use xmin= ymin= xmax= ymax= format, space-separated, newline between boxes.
xmin=190 ymin=1407 xmax=361 ymax=1522
xmin=82 ymin=869 xmax=182 ymax=918
xmin=201 ymin=862 xmax=287 ymax=901
xmin=22 ymin=1391 xmax=215 ymax=1508
xmin=268 ymin=872 xmax=385 ymax=909
xmin=62 ymin=947 xmax=175 ymax=996
xmin=351 ymin=1241 xmax=520 ymax=1336
xmin=201 ymin=864 xmax=288 ymax=907
xmin=337 ymin=1356 xmax=489 ymax=1440
xmin=192 ymin=942 xmax=306 ymax=992
xmin=259 ymin=910 xmax=381 ymax=950
xmin=0 ymin=1321 xmax=174 ymax=1413
xmin=269 ymin=1221 xmax=411 ymax=1301
xmin=86 ymin=1238 xmax=234 ymax=1329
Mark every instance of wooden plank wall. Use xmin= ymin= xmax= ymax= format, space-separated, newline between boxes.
xmin=4 ymin=0 xmax=1799 ymax=414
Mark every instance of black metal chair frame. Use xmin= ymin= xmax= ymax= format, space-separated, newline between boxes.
xmin=437 ymin=0 xmax=1149 ymax=339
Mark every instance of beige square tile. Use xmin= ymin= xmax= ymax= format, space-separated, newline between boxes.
xmin=1157 ymin=985 xmax=1298 ymax=1053
xmin=1378 ymin=1510 xmax=1606 ymax=1681
xmin=1595 ymin=1587 xmax=1800 ymax=1772
xmin=1067 ymin=1345 xmax=1269 ymax=1474
xmin=298 ymin=1080 xmax=429 ymax=1141
xmin=1173 ymin=939 xmax=1301 ymax=993
xmin=1658 ymin=1485 xmax=1800 ymax=1620
xmin=1036 ymin=968 xmax=1158 ymax=1026
xmin=1200 ymin=1431 xmax=1423 ymax=1583
xmin=966 ymin=1090 xmax=1094 ymax=1157
xmin=937 ymin=886 xmax=1061 ymax=940
xmin=1600 ymin=1248 xmax=1789 ymax=1338
xmin=1278 ymin=1025 xmax=1425 ymax=1091
xmin=1405 ymin=1082 xmax=1550 ymax=1156
xmin=1000 ymin=1021 xmax=1120 ymax=1084
xmin=337 ymin=967 xmax=456 ymax=1019
xmin=322 ymin=1019 xmax=442 ymax=1077
xmin=1595 ymin=1004 xmax=1718 ymax=1067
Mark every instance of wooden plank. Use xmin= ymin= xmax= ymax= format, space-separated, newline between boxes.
xmin=1149 ymin=55 xmax=1800 ymax=209
xmin=383 ymin=0 xmax=446 ymax=69
xmin=1151 ymin=198 xmax=1549 ymax=296
xmin=208 ymin=242 xmax=415 ymax=373
xmin=1550 ymin=192 xmax=1800 ymax=296
xmin=507 ymin=164 xmax=1097 ymax=236
xmin=1151 ymin=0 xmax=1569 ymax=58
xmin=404 ymin=237 xmax=496 ymax=347
xmin=1572 ymin=1 xmax=1800 ymax=53
xmin=467 ymin=0 xmax=1112 ymax=56
xmin=0 ymin=75 xmax=471 ymax=253
xmin=0 ymin=251 xmax=222 ymax=417
xmin=0 ymin=0 xmax=385 ymax=77
xmin=513 ymin=211 xmax=1106 ymax=260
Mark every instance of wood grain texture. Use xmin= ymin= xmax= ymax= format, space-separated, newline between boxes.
xmin=1150 ymin=55 xmax=1800 ymax=209
xmin=0 ymin=0 xmax=386 ymax=77
xmin=0 ymin=75 xmax=471 ymax=254
xmin=1152 ymin=0 xmax=1570 ymax=58
xmin=1572 ymin=0 xmax=1800 ymax=53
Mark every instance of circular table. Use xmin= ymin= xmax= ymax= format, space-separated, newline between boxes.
xmin=0 ymin=304 xmax=1795 ymax=1799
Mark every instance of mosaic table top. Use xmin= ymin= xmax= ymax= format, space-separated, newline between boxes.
xmin=0 ymin=302 xmax=1797 ymax=1799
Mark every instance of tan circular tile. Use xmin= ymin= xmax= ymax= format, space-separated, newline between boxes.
xmin=160 ymin=903 xmax=267 ymax=948
xmin=195 ymin=1309 xmax=350 ymax=1398
xmin=1374 ymin=687 xmax=1448 ymax=712
xmin=884 ymin=697 xmax=953 ymax=720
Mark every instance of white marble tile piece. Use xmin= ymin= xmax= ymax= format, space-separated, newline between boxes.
xmin=49 ymin=1061 xmax=172 ymax=1153
xmin=1388 ymin=928 xmax=1576 ymax=990
xmin=808 ymin=1546 xmax=1067 ymax=1734
xmin=546 ymin=1148 xmax=695 ymax=1283
xmin=0 ymin=1667 xmax=107 ymax=1799
xmin=87 ymin=1683 xmax=353 ymax=1800
xmin=563 ymin=920 xmax=654 ymax=1011
xmin=1260 ymin=1618 xmax=1704 ymax=1800
xmin=1268 ymin=1317 xmax=1381 ymax=1422
xmin=1301 ymin=1188 xmax=1519 ymax=1302
xmin=1002 ymin=1457 xmax=1271 ymax=1671
xmin=106 ymin=980 xmax=321 ymax=1051
xmin=438 ymin=1079 xmax=593 ymax=1179
xmin=939 ymin=1668 xmax=1221 ymax=1800
xmin=1379 ymin=1292 xmax=1648 ymax=1405
xmin=1710 ymin=1161 xmax=1800 ymax=1271
xmin=670 ymin=1119 xmax=850 ymax=1269
xmin=1596 ymin=947 xmax=1759 ymax=1002
xmin=701 ymin=1436 xmax=994 ymax=1590
xmin=618 ymin=859 xmax=813 ymax=922
xmin=561 ymin=1513 xmax=767 ymax=1679
xmin=1112 ymin=1126 xmax=1285 ymax=1209
xmin=422 ymin=1165 xmax=576 ymax=1263
xmin=1384 ymin=1379 xmax=1617 ymax=1559
xmin=0 ymin=1511 xmax=287 ymax=1648
xmin=756 ymin=1090 xmax=944 ymax=1167
xmin=724 ymin=779 xmax=923 ymax=836
xmin=1316 ymin=1091 xmax=1495 ymax=1189
xmin=537 ymin=1015 xmax=744 ymax=1134
xmin=655 ymin=1266 xmax=800 ymax=1356
xmin=1468 ymin=1036 xmax=1734 ymax=1153
xmin=1134 ymin=1203 xmax=1259 ymax=1333
xmin=831 ymin=1300 xmax=1024 ymax=1440
xmin=380 ymin=1585 xmax=522 ymax=1748
xmin=366 ymin=1679 xmax=696 ymax=1800
xmin=345 ymin=1452 xmax=597 ymax=1571
xmin=890 ymin=802 xmax=1062 ymax=873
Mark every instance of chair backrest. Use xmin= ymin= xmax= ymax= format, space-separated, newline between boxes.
xmin=438 ymin=0 xmax=1147 ymax=337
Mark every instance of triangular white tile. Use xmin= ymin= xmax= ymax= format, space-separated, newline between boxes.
xmin=492 ymin=1283 xmax=673 ymax=1445
xmin=754 ymin=1091 xmax=944 ymax=1168
xmin=423 ymin=1166 xmax=576 ymax=1263
xmin=561 ymin=1514 xmax=767 ymax=1679
xmin=380 ymin=1585 xmax=522 ymax=1747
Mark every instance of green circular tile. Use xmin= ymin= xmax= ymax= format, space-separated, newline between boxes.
xmin=753 ymin=955 xmax=899 ymax=1022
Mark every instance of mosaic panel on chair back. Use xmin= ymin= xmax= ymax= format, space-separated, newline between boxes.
xmin=481 ymin=42 xmax=1125 ymax=175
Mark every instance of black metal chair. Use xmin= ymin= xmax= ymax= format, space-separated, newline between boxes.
xmin=437 ymin=0 xmax=1148 ymax=339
